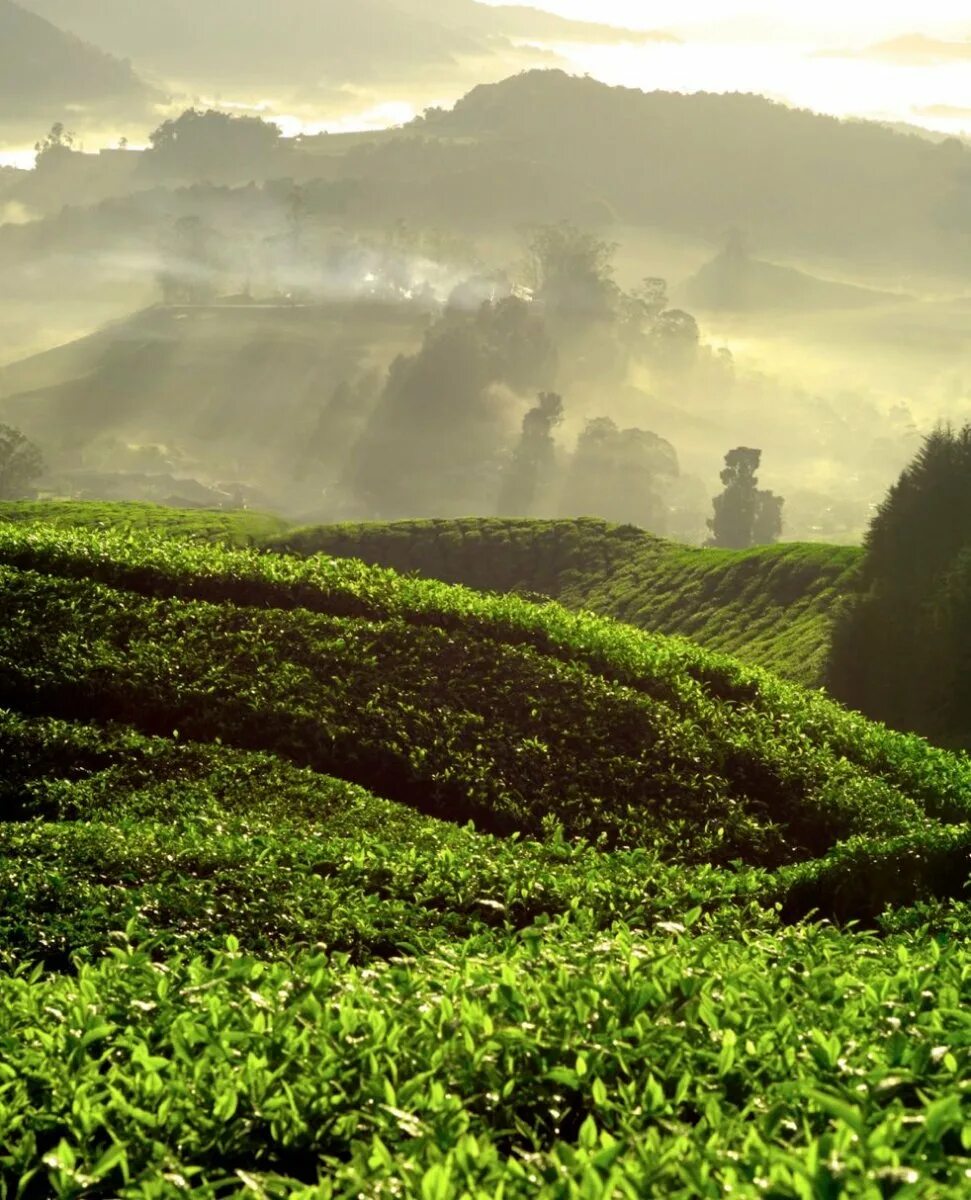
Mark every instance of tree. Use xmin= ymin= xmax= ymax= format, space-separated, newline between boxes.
xmin=145 ymin=109 xmax=282 ymax=181
xmin=525 ymin=222 xmax=619 ymax=325
xmin=562 ymin=417 xmax=677 ymax=532
xmin=826 ymin=424 xmax=971 ymax=742
xmin=707 ymin=447 xmax=784 ymax=549
xmin=34 ymin=122 xmax=76 ymax=158
xmin=0 ymin=425 xmax=43 ymax=499
xmin=650 ymin=308 xmax=700 ymax=369
xmin=497 ymin=392 xmax=564 ymax=516
xmin=347 ymin=296 xmax=555 ymax=519
xmin=33 ymin=122 xmax=77 ymax=174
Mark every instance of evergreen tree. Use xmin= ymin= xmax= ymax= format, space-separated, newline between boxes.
xmin=827 ymin=424 xmax=971 ymax=744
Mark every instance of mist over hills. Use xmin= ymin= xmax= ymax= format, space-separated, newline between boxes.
xmin=0 ymin=0 xmax=150 ymax=114
xmin=17 ymin=0 xmax=655 ymax=88
xmin=683 ymin=242 xmax=911 ymax=313
xmin=409 ymin=71 xmax=971 ymax=270
xmin=9 ymin=13 xmax=971 ymax=1190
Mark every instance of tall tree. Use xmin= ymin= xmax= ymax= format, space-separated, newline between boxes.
xmin=827 ymin=424 xmax=971 ymax=743
xmin=707 ymin=447 xmax=784 ymax=549
xmin=525 ymin=222 xmax=618 ymax=326
xmin=497 ymin=391 xmax=564 ymax=516
xmin=562 ymin=417 xmax=677 ymax=532
xmin=347 ymin=296 xmax=555 ymax=519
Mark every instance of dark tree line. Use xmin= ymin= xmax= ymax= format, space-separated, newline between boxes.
xmin=827 ymin=425 xmax=971 ymax=745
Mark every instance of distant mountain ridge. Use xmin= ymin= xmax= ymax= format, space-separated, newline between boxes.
xmin=399 ymin=70 xmax=971 ymax=271
xmin=0 ymin=0 xmax=148 ymax=112
xmin=18 ymin=0 xmax=665 ymax=85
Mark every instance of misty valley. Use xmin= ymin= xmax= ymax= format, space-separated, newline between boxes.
xmin=5 ymin=1 xmax=971 ymax=1196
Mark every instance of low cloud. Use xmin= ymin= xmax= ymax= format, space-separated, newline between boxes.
xmin=822 ymin=34 xmax=971 ymax=65
xmin=914 ymin=103 xmax=971 ymax=120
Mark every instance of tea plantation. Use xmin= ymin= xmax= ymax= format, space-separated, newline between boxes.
xmin=269 ymin=518 xmax=861 ymax=687
xmin=2 ymin=509 xmax=971 ymax=1197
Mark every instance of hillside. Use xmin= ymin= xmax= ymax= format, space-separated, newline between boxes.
xmin=683 ymin=244 xmax=910 ymax=312
xmin=4 ymin=509 xmax=971 ymax=1190
xmin=0 ymin=303 xmax=430 ymax=508
xmin=270 ymin=518 xmax=862 ymax=687
xmin=18 ymin=0 xmax=654 ymax=86
xmin=0 ymin=0 xmax=148 ymax=113
xmin=389 ymin=71 xmax=971 ymax=273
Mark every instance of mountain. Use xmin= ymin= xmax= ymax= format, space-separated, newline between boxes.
xmin=394 ymin=70 xmax=971 ymax=273
xmin=0 ymin=0 xmax=149 ymax=113
xmin=17 ymin=0 xmax=662 ymax=86
xmin=395 ymin=0 xmax=677 ymax=45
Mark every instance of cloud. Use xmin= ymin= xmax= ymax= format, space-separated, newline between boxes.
xmin=914 ymin=103 xmax=971 ymax=120
xmin=823 ymin=34 xmax=971 ymax=65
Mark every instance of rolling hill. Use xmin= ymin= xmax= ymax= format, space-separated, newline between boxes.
xmin=0 ymin=0 xmax=149 ymax=114
xmin=3 ymin=506 xmax=971 ymax=1191
xmin=683 ymin=244 xmax=911 ymax=312
xmin=269 ymin=517 xmax=862 ymax=687
xmin=382 ymin=70 xmax=971 ymax=275
xmin=0 ymin=302 xmax=430 ymax=506
xmin=18 ymin=0 xmax=657 ymax=86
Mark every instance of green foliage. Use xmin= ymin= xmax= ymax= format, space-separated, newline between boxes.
xmin=3 ymin=927 xmax=971 ymax=1195
xmin=269 ymin=517 xmax=860 ymax=687
xmin=828 ymin=425 xmax=971 ymax=745
xmin=0 ymin=500 xmax=288 ymax=544
xmin=0 ymin=520 xmax=960 ymax=869
xmin=5 ymin=508 xmax=971 ymax=1196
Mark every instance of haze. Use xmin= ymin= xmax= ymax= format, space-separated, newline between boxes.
xmin=2 ymin=0 xmax=971 ymax=546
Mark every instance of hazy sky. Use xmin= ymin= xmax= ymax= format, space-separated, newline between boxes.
xmin=483 ymin=0 xmax=971 ymax=134
xmin=485 ymin=0 xmax=970 ymax=40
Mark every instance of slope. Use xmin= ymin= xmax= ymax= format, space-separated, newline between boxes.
xmin=0 ymin=303 xmax=428 ymax=502
xmin=5 ymin=511 xmax=971 ymax=1193
xmin=269 ymin=518 xmax=862 ymax=687
xmin=0 ymin=0 xmax=148 ymax=113
xmin=18 ymin=0 xmax=656 ymax=87
xmin=683 ymin=245 xmax=911 ymax=312
xmin=395 ymin=70 xmax=971 ymax=274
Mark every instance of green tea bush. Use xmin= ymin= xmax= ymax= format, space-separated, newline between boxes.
xmin=0 ymin=527 xmax=962 ymax=864
xmin=269 ymin=518 xmax=861 ymax=686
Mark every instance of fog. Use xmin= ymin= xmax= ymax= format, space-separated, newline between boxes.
xmin=3 ymin=1 xmax=971 ymax=544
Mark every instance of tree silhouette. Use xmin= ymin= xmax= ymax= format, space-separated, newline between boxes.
xmin=707 ymin=447 xmax=784 ymax=549
xmin=497 ymin=392 xmax=563 ymax=516
xmin=0 ymin=425 xmax=43 ymax=499
xmin=827 ymin=424 xmax=971 ymax=742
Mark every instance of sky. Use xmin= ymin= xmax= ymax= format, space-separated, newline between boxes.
xmin=483 ymin=0 xmax=971 ymax=41
xmin=2 ymin=0 xmax=969 ymax=167
xmin=484 ymin=0 xmax=971 ymax=135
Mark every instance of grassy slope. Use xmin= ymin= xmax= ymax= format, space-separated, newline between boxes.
xmin=270 ymin=518 xmax=862 ymax=687
xmin=5 ymin=510 xmax=971 ymax=1194
xmin=0 ymin=499 xmax=288 ymax=543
